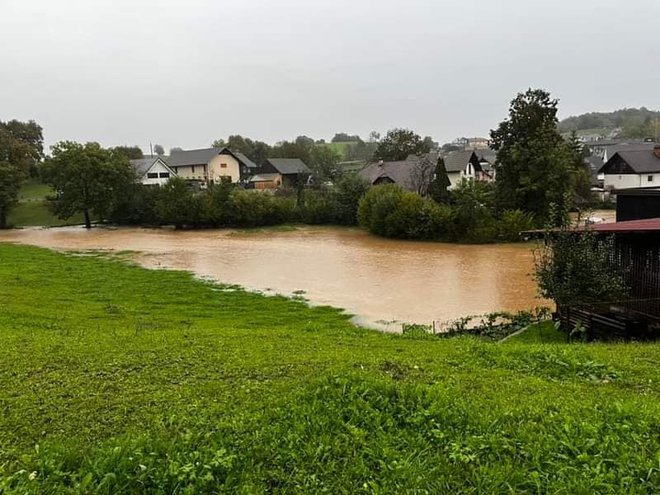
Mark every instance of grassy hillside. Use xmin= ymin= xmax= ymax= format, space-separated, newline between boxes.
xmin=0 ymin=244 xmax=659 ymax=493
xmin=558 ymin=107 xmax=660 ymax=138
xmin=318 ymin=141 xmax=359 ymax=160
xmin=7 ymin=180 xmax=84 ymax=227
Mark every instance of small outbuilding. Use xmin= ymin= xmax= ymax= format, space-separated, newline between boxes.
xmin=558 ymin=218 xmax=660 ymax=340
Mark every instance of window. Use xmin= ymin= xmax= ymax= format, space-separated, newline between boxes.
xmin=648 ymin=175 xmax=654 ymax=182
xmin=159 ymin=172 xmax=170 ymax=178
xmin=220 ymin=163 xmax=227 ymax=168
xmin=147 ymin=172 xmax=158 ymax=179
xmin=192 ymin=165 xmax=195 ymax=173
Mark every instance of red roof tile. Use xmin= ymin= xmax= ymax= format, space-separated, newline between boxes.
xmin=581 ymin=218 xmax=660 ymax=234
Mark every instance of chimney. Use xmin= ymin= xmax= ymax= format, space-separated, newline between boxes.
xmin=654 ymin=145 xmax=660 ymax=159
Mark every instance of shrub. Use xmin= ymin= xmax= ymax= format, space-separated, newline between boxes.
xmin=534 ymin=228 xmax=628 ymax=307
xmin=224 ymin=190 xmax=295 ymax=227
xmin=496 ymin=209 xmax=535 ymax=242
xmin=333 ymin=174 xmax=371 ymax=225
xmin=297 ymin=190 xmax=337 ymax=225
xmin=358 ymin=184 xmax=450 ymax=240
xmin=357 ymin=184 xmax=406 ymax=235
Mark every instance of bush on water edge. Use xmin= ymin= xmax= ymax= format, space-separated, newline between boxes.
xmin=1 ymin=243 xmax=659 ymax=493
xmin=72 ymin=176 xmax=532 ymax=243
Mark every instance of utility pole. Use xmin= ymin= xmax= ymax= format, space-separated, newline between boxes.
xmin=150 ymin=142 xmax=154 ymax=158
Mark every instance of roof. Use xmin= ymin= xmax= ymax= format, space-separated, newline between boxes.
xmin=266 ymin=158 xmax=311 ymax=175
xmin=167 ymin=147 xmax=259 ymax=169
xmin=525 ymin=217 xmax=660 ymax=236
xmin=250 ymin=173 xmax=281 ymax=182
xmin=599 ymin=149 xmax=660 ymax=174
xmin=233 ymin=151 xmax=259 ymax=169
xmin=578 ymin=218 xmax=660 ymax=234
xmin=444 ymin=150 xmax=480 ymax=172
xmin=359 ymin=157 xmax=426 ymax=192
xmin=583 ymin=139 xmax=651 ymax=147
xmin=129 ymin=157 xmax=175 ymax=177
xmin=167 ymin=147 xmax=220 ymax=167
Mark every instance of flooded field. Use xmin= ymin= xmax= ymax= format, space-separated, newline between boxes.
xmin=0 ymin=226 xmax=547 ymax=331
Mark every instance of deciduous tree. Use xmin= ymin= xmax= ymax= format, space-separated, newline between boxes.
xmin=372 ymin=128 xmax=431 ymax=162
xmin=111 ymin=145 xmax=143 ymax=160
xmin=490 ymin=89 xmax=572 ymax=226
xmin=42 ymin=141 xmax=134 ymax=229
xmin=0 ymin=120 xmax=43 ymax=228
xmin=309 ymin=146 xmax=340 ymax=182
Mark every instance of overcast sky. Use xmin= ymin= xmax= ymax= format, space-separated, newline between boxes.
xmin=2 ymin=0 xmax=658 ymax=152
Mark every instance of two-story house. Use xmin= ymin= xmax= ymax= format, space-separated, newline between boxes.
xmin=167 ymin=147 xmax=258 ymax=185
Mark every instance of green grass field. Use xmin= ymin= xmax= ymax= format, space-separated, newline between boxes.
xmin=7 ymin=180 xmax=85 ymax=228
xmin=318 ymin=141 xmax=359 ymax=160
xmin=1 ymin=244 xmax=659 ymax=493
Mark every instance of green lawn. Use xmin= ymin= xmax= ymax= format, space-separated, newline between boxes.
xmin=7 ymin=180 xmax=85 ymax=227
xmin=1 ymin=244 xmax=659 ymax=493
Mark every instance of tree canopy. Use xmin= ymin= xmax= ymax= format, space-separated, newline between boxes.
xmin=211 ymin=135 xmax=272 ymax=166
xmin=0 ymin=120 xmax=43 ymax=228
xmin=111 ymin=146 xmax=144 ymax=160
xmin=372 ymin=128 xmax=431 ymax=162
xmin=331 ymin=133 xmax=362 ymax=143
xmin=490 ymin=89 xmax=572 ymax=226
xmin=42 ymin=142 xmax=135 ymax=229
xmin=153 ymin=144 xmax=165 ymax=156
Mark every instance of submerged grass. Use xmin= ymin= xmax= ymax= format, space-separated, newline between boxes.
xmin=0 ymin=243 xmax=659 ymax=493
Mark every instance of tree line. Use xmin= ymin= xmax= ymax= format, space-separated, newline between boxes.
xmin=1 ymin=88 xmax=599 ymax=239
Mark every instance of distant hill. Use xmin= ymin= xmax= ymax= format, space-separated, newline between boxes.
xmin=558 ymin=107 xmax=660 ymax=139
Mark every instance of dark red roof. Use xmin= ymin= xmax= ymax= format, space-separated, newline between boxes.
xmin=581 ymin=218 xmax=660 ymax=234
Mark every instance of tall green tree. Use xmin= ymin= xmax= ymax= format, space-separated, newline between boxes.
xmin=309 ymin=146 xmax=340 ymax=182
xmin=427 ymin=157 xmax=451 ymax=204
xmin=153 ymin=144 xmax=165 ymax=156
xmin=270 ymin=140 xmax=312 ymax=165
xmin=490 ymin=89 xmax=572 ymax=226
xmin=565 ymin=131 xmax=592 ymax=208
xmin=111 ymin=146 xmax=143 ymax=160
xmin=0 ymin=120 xmax=43 ymax=228
xmin=372 ymin=128 xmax=431 ymax=162
xmin=42 ymin=142 xmax=135 ymax=229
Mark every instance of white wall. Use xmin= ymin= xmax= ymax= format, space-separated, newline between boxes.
xmin=603 ymin=173 xmax=660 ymax=189
xmin=141 ymin=160 xmax=175 ymax=186
xmin=447 ymin=165 xmax=475 ymax=190
xmin=208 ymin=154 xmax=241 ymax=184
xmin=174 ymin=164 xmax=207 ymax=181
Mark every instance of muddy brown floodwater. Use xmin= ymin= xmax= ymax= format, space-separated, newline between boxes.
xmin=0 ymin=226 xmax=548 ymax=331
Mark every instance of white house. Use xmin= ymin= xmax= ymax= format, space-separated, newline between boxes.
xmin=130 ymin=157 xmax=177 ymax=186
xmin=598 ymin=145 xmax=660 ymax=190
xmin=444 ymin=150 xmax=489 ymax=189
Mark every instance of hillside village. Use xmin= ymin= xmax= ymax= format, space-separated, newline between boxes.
xmin=129 ymin=133 xmax=660 ymax=203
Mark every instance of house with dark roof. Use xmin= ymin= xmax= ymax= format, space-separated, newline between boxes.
xmin=583 ymin=140 xmax=655 ymax=161
xmin=129 ymin=157 xmax=177 ymax=186
xmin=167 ymin=147 xmax=258 ymax=185
xmin=359 ymin=158 xmax=420 ymax=191
xmin=444 ymin=150 xmax=489 ymax=189
xmin=358 ymin=153 xmax=442 ymax=193
xmin=598 ymin=145 xmax=660 ymax=190
xmin=254 ymin=158 xmax=312 ymax=188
